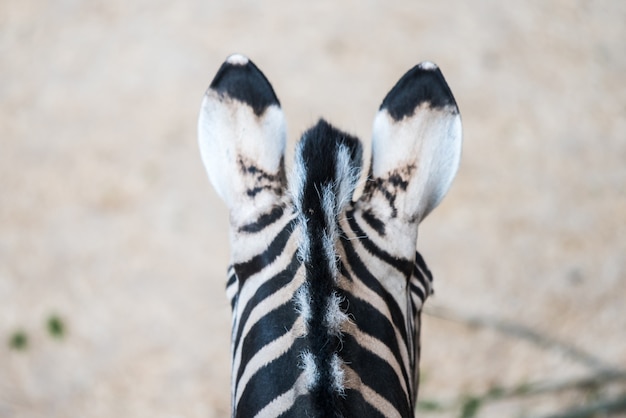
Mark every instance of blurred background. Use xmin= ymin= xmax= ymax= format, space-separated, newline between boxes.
xmin=1 ymin=1 xmax=624 ymax=417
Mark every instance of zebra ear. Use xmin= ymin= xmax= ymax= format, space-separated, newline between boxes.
xmin=363 ymin=62 xmax=462 ymax=222
xmin=198 ymin=54 xmax=286 ymax=222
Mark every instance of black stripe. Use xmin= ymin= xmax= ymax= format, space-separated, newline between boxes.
xmin=337 ymin=389 xmax=386 ymax=418
xmin=412 ymin=252 xmax=434 ymax=299
xmin=338 ymin=240 xmax=414 ymax=405
xmin=360 ymin=208 xmax=386 ymax=236
xmin=238 ymin=205 xmax=285 ymax=233
xmin=226 ymin=269 xmax=237 ymax=288
xmin=234 ymin=337 xmax=306 ymax=418
xmin=341 ymin=333 xmax=413 ymax=417
xmin=279 ymin=394 xmax=321 ymax=418
xmin=339 ymin=235 xmax=410 ymax=352
xmin=340 ymin=217 xmax=411 ymax=343
xmin=226 ymin=269 xmax=238 ymax=310
xmin=341 ymin=290 xmax=413 ymax=409
xmin=233 ymin=252 xmax=300 ymax=356
xmin=339 ymin=260 xmax=353 ymax=282
xmin=414 ymin=251 xmax=433 ymax=284
xmin=236 ymin=300 xmax=299 ymax=386
xmin=413 ymin=313 xmax=423 ymax=399
xmin=409 ymin=281 xmax=425 ymax=302
xmin=233 ymin=219 xmax=295 ymax=281
xmin=348 ymin=210 xmax=414 ymax=278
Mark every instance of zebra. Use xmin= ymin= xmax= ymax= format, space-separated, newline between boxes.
xmin=198 ymin=54 xmax=462 ymax=418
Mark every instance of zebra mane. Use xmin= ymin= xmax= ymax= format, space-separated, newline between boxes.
xmin=290 ymin=119 xmax=362 ymax=410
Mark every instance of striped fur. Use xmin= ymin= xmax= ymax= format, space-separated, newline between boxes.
xmin=199 ymin=54 xmax=461 ymax=417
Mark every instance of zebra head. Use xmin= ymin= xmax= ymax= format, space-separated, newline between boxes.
xmin=198 ymin=54 xmax=462 ymax=418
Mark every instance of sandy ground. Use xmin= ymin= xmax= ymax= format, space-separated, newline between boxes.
xmin=1 ymin=1 xmax=625 ymax=417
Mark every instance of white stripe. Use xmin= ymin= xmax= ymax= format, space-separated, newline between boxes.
xmin=231 ymin=212 xmax=295 ymax=267
xmin=338 ymin=258 xmax=411 ymax=376
xmin=253 ymin=371 xmax=310 ymax=418
xmin=230 ymin=232 xmax=298 ymax=363
xmin=343 ymin=365 xmax=403 ymax=418
xmin=341 ymin=317 xmax=411 ymax=405
xmin=235 ymin=316 xmax=306 ymax=406
xmin=232 ymin=263 xmax=306 ymax=383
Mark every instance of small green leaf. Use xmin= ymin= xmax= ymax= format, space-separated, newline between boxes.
xmin=486 ymin=385 xmax=505 ymax=399
xmin=417 ymin=399 xmax=444 ymax=411
xmin=9 ymin=331 xmax=28 ymax=350
xmin=47 ymin=315 xmax=65 ymax=339
xmin=460 ymin=396 xmax=482 ymax=418
xmin=513 ymin=382 xmax=531 ymax=395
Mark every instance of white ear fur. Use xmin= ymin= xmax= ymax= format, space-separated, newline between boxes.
xmin=197 ymin=55 xmax=286 ymax=221
xmin=371 ymin=105 xmax=462 ymax=221
xmin=198 ymin=94 xmax=286 ymax=204
xmin=367 ymin=62 xmax=462 ymax=222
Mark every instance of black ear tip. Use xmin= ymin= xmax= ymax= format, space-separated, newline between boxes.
xmin=209 ymin=54 xmax=281 ymax=116
xmin=380 ymin=62 xmax=458 ymax=121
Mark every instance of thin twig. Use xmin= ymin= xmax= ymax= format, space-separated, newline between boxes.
xmin=532 ymin=394 xmax=626 ymax=418
xmin=417 ymin=372 xmax=626 ymax=416
xmin=424 ymin=305 xmax=619 ymax=373
xmin=514 ymin=371 xmax=626 ymax=397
